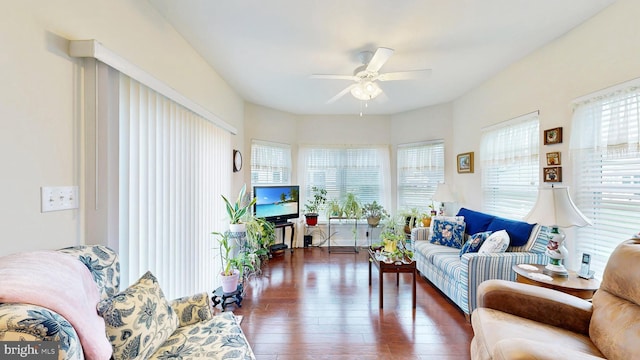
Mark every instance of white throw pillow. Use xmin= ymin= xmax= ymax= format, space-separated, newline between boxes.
xmin=478 ymin=229 xmax=510 ymax=254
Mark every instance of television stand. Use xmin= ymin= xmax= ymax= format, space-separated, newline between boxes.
xmin=272 ymin=222 xmax=295 ymax=253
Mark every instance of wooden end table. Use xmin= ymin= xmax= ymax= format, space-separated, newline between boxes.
xmin=368 ymin=249 xmax=416 ymax=308
xmin=512 ymin=264 xmax=600 ymax=300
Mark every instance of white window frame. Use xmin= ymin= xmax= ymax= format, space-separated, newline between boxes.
xmin=250 ymin=139 xmax=292 ymax=185
xmin=396 ymin=140 xmax=445 ymax=213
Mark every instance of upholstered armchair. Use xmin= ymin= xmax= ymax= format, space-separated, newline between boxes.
xmin=470 ymin=238 xmax=640 ymax=359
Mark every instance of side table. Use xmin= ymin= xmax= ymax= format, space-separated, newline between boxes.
xmin=211 ymin=284 xmax=244 ymax=311
xmin=512 ymin=264 xmax=600 ymax=300
xmin=368 ymin=249 xmax=416 ymax=308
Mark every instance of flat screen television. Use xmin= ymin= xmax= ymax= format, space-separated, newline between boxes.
xmin=253 ymin=185 xmax=300 ymax=224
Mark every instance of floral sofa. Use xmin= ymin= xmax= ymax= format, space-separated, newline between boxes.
xmin=0 ymin=245 xmax=255 ymax=360
xmin=411 ymin=208 xmax=549 ymax=318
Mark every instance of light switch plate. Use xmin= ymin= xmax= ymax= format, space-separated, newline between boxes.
xmin=41 ymin=186 xmax=79 ymax=212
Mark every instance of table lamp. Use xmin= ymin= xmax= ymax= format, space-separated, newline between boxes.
xmin=432 ymin=183 xmax=456 ymax=216
xmin=524 ymin=186 xmax=592 ymax=276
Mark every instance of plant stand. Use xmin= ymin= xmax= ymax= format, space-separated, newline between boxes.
xmin=328 ymin=216 xmax=360 ymax=253
xmin=212 ymin=283 xmax=244 ymax=311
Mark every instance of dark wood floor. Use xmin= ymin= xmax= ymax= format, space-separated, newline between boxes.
xmin=226 ymin=247 xmax=473 ymax=360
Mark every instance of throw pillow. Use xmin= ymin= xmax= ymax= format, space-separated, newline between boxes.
xmin=429 ymin=216 xmax=466 ymax=249
xmin=456 ymin=208 xmax=495 ymax=235
xmin=97 ymin=271 xmax=179 ymax=360
xmin=486 ymin=217 xmax=535 ymax=247
xmin=478 ymin=230 xmax=510 ymax=254
xmin=459 ymin=231 xmax=493 ymax=257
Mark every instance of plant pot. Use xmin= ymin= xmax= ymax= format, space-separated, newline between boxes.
xmin=367 ymin=216 xmax=381 ymax=227
xmin=229 ymin=223 xmax=246 ymax=233
xmin=422 ymin=217 xmax=431 ymax=227
xmin=220 ymin=269 xmax=240 ymax=293
xmin=305 ymin=213 xmax=318 ymax=226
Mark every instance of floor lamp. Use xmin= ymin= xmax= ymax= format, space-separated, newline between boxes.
xmin=524 ymin=186 xmax=592 ymax=276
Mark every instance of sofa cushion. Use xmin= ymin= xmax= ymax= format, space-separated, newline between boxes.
xmin=456 ymin=208 xmax=495 ymax=235
xmin=478 ymin=230 xmax=510 ymax=253
xmin=98 ymin=271 xmax=179 ymax=360
xmin=149 ymin=312 xmax=255 ymax=359
xmin=459 ymin=231 xmax=493 ymax=257
xmin=486 ymin=217 xmax=535 ymax=247
xmin=429 ymin=216 xmax=466 ymax=249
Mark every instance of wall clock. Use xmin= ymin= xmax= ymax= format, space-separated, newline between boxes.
xmin=233 ymin=149 xmax=242 ymax=172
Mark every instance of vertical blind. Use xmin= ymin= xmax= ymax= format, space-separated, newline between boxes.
xmin=480 ymin=113 xmax=539 ymax=219
xmin=119 ymin=74 xmax=230 ymax=299
xmin=250 ymin=140 xmax=292 ymax=185
xmin=397 ymin=141 xmax=445 ymax=212
xmin=571 ymin=83 xmax=640 ymax=276
xmin=298 ymin=145 xmax=391 ymax=216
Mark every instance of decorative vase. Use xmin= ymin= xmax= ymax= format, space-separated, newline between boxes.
xmin=220 ymin=269 xmax=240 ymax=293
xmin=305 ymin=214 xmax=318 ymax=226
xmin=422 ymin=217 xmax=431 ymax=227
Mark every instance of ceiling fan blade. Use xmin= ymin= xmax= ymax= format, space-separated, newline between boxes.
xmin=377 ymin=69 xmax=432 ymax=81
xmin=310 ymin=74 xmax=359 ymax=81
xmin=327 ymin=84 xmax=358 ymax=104
xmin=366 ymin=47 xmax=394 ymax=73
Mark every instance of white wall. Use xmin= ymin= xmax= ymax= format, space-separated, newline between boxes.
xmin=0 ymin=0 xmax=243 ymax=256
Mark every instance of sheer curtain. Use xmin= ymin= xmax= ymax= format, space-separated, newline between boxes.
xmin=480 ymin=112 xmax=539 ymax=218
xmin=570 ymin=82 xmax=640 ymax=276
xmin=397 ymin=141 xmax=445 ymax=212
xmin=298 ymin=145 xmax=391 ymax=217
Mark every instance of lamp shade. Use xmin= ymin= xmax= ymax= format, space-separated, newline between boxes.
xmin=524 ymin=186 xmax=592 ymax=228
xmin=432 ymin=183 xmax=456 ymax=203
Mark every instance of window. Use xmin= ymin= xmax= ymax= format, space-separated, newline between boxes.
xmin=298 ymin=145 xmax=391 ymax=216
xmin=570 ymin=81 xmax=640 ymax=276
xmin=397 ymin=141 xmax=445 ymax=212
xmin=480 ymin=112 xmax=539 ymax=219
xmin=251 ymin=140 xmax=291 ymax=185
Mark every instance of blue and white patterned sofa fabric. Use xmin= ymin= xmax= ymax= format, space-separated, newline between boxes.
xmin=412 ymin=212 xmax=550 ymax=316
xmin=58 ymin=244 xmax=120 ymax=299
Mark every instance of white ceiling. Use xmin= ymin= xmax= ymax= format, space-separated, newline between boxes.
xmin=148 ymin=0 xmax=615 ymax=115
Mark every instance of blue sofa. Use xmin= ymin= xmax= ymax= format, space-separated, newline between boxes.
xmin=411 ymin=208 xmax=549 ymax=318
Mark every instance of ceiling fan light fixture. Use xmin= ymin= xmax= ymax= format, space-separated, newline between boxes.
xmin=350 ymin=81 xmax=382 ymax=101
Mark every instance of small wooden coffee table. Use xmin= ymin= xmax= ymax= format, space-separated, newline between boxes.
xmin=512 ymin=264 xmax=600 ymax=300
xmin=368 ymin=249 xmax=416 ymax=308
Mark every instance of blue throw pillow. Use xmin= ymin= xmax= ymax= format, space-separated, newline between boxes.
xmin=486 ymin=217 xmax=535 ymax=247
xmin=456 ymin=208 xmax=495 ymax=235
xmin=459 ymin=231 xmax=493 ymax=257
xmin=429 ymin=216 xmax=466 ymax=249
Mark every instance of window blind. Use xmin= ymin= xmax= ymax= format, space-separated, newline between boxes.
xmin=251 ymin=140 xmax=291 ymax=185
xmin=571 ymin=85 xmax=640 ymax=276
xmin=298 ymin=145 xmax=391 ymax=217
xmin=397 ymin=141 xmax=445 ymax=212
xmin=480 ymin=113 xmax=539 ymax=219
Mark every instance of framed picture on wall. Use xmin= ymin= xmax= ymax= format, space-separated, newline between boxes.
xmin=546 ymin=151 xmax=561 ymax=166
xmin=457 ymin=152 xmax=474 ymax=173
xmin=543 ymin=167 xmax=562 ymax=182
xmin=544 ymin=127 xmax=563 ymax=145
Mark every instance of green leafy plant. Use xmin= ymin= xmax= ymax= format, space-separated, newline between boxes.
xmin=221 ymin=184 xmax=257 ymax=224
xmin=342 ymin=192 xmax=362 ymax=219
xmin=362 ymin=201 xmax=389 ymax=219
xmin=325 ymin=198 xmax=343 ymax=218
xmin=213 ymin=231 xmax=256 ymax=277
xmin=245 ymin=216 xmax=275 ymax=261
xmin=304 ymin=186 xmax=327 ymax=215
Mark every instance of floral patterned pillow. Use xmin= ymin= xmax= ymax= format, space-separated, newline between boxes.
xmin=459 ymin=231 xmax=493 ymax=257
xmin=428 ymin=216 xmax=466 ymax=248
xmin=97 ymin=271 xmax=178 ymax=360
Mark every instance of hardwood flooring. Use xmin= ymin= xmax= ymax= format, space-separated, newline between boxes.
xmin=226 ymin=247 xmax=473 ymax=359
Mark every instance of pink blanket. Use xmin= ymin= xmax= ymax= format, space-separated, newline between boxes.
xmin=0 ymin=250 xmax=112 ymax=360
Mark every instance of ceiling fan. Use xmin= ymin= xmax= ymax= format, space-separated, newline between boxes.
xmin=311 ymin=47 xmax=432 ymax=104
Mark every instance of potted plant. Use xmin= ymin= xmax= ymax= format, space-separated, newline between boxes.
xmin=213 ymin=231 xmax=256 ymax=293
xmin=362 ymin=201 xmax=389 ymax=227
xmin=221 ymin=184 xmax=257 ymax=232
xmin=325 ymin=198 xmax=343 ymax=218
xmin=304 ymin=186 xmax=327 ymax=226
xmin=342 ymin=192 xmax=362 ymax=219
xmin=378 ymin=215 xmax=410 ymax=260
xmin=400 ymin=207 xmax=420 ymax=234
xmin=245 ymin=216 xmax=275 ymax=263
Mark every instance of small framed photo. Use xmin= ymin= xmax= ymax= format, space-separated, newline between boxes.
xmin=546 ymin=152 xmax=561 ymax=166
xmin=457 ymin=152 xmax=474 ymax=173
xmin=543 ymin=167 xmax=562 ymax=182
xmin=544 ymin=127 xmax=563 ymax=145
